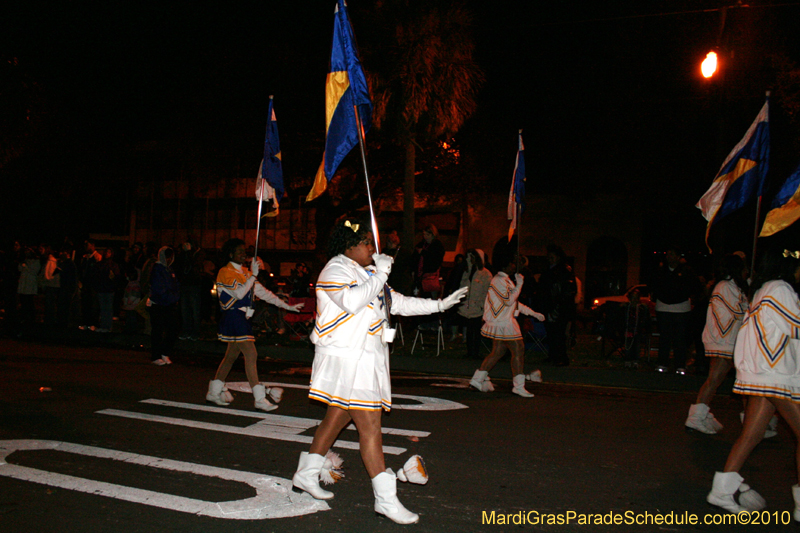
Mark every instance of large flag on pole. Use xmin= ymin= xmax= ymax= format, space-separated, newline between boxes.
xmin=760 ymin=161 xmax=800 ymax=237
xmin=306 ymin=0 xmax=372 ymax=202
xmin=696 ymin=95 xmax=770 ymax=249
xmin=256 ymin=96 xmax=283 ymax=218
xmin=507 ymin=130 xmax=526 ymax=242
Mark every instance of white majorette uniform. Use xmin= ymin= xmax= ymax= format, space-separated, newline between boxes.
xmin=733 ymin=280 xmax=800 ymax=402
xmin=702 ymin=278 xmax=748 ymax=360
xmin=480 ymin=272 xmax=538 ymax=341
xmin=216 ymin=262 xmax=291 ymax=343
xmin=309 ymin=255 xmax=442 ymax=412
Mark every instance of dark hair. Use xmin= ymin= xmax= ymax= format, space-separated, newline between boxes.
xmin=546 ymin=244 xmax=566 ymax=262
xmin=493 ymin=250 xmax=516 ymax=271
xmin=328 ymin=219 xmax=371 ymax=258
xmin=422 ymin=223 xmax=438 ymax=239
xmin=220 ymin=238 xmax=245 ymax=264
xmin=752 ymin=246 xmax=800 ymax=295
xmin=467 ymin=249 xmax=483 ymax=271
xmin=716 ymin=254 xmax=748 ymax=294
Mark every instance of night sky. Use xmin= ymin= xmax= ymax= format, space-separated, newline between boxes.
xmin=4 ymin=0 xmax=800 ymax=253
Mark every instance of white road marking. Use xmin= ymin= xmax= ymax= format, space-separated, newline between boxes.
xmin=141 ymin=399 xmax=431 ymax=437
xmin=226 ymin=381 xmax=469 ymax=411
xmin=0 ymin=439 xmax=328 ymax=519
xmin=97 ymin=404 xmax=408 ymax=455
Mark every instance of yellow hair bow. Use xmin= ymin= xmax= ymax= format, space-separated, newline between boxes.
xmin=783 ymin=249 xmax=800 ymax=259
xmin=344 ymin=220 xmax=360 ymax=233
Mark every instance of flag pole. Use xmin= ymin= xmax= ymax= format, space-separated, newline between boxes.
xmin=354 ymin=104 xmax=393 ymax=330
xmin=517 ymin=129 xmax=522 ymax=263
xmin=249 ymin=96 xmax=272 ymax=308
xmin=354 ymin=105 xmax=381 ymax=253
xmin=749 ymin=90 xmax=771 ymax=277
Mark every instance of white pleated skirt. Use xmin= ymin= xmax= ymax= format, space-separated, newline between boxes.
xmin=308 ymin=334 xmax=392 ymax=411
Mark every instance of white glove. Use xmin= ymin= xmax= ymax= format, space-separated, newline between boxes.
xmin=287 ymin=302 xmax=305 ymax=312
xmin=250 ymin=258 xmax=260 ymax=277
xmin=438 ymin=286 xmax=469 ymax=311
xmin=514 ymin=273 xmax=523 ymax=285
xmin=372 ymin=253 xmax=393 ymax=275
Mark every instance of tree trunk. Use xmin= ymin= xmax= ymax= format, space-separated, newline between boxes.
xmin=402 ymin=139 xmax=416 ymax=250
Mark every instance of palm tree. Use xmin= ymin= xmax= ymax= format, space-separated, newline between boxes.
xmin=364 ymin=0 xmax=483 ymax=249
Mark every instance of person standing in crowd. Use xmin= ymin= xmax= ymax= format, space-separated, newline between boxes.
xmin=17 ymin=247 xmax=40 ymax=331
xmin=469 ymin=250 xmax=544 ymax=397
xmin=176 ymin=241 xmax=204 ymax=341
xmin=290 ymin=262 xmax=311 ymax=297
xmin=78 ymin=239 xmax=102 ymax=331
xmin=706 ymin=247 xmax=800 ymax=517
xmin=686 ymin=254 xmax=749 ymax=434
xmin=411 ymin=223 xmax=444 ymax=298
xmin=538 ymin=244 xmax=577 ymax=367
xmin=290 ymin=220 xmax=466 ymax=524
xmin=57 ymin=246 xmax=77 ymax=329
xmin=443 ymin=253 xmax=466 ymax=341
xmin=384 ymin=230 xmax=413 ymax=296
xmin=148 ymin=246 xmax=180 ymax=365
xmin=136 ymin=242 xmax=158 ymax=335
xmin=620 ymin=288 xmax=651 ymax=368
xmin=457 ymin=249 xmax=492 ymax=358
xmin=206 ymin=239 xmax=305 ymax=411
xmin=651 ymin=246 xmax=697 ymax=374
xmin=41 ymin=244 xmax=60 ymax=326
xmin=96 ymin=248 xmax=121 ymax=333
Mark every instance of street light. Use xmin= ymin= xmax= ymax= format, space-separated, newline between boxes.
xmin=701 ymin=51 xmax=718 ymax=78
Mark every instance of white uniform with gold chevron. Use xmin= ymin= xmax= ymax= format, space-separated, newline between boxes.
xmin=702 ymin=279 xmax=748 ymax=359
xmin=733 ymin=280 xmax=800 ymax=402
xmin=480 ymin=272 xmax=536 ymax=341
xmin=308 ymin=255 xmax=441 ymax=412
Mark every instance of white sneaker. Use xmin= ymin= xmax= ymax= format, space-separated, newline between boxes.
xmin=161 ymin=356 xmax=173 ymax=365
xmin=655 ymin=365 xmax=668 ymax=373
xmin=151 ymin=359 xmax=167 ymax=366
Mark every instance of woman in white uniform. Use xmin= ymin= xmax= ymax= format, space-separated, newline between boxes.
xmin=291 ymin=220 xmax=466 ymax=525
xmin=469 ymin=250 xmax=544 ymax=397
xmin=686 ymin=254 xmax=749 ymax=433
xmin=707 ymin=247 xmax=800 ymax=519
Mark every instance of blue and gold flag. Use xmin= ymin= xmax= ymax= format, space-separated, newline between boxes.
xmin=256 ymin=96 xmax=283 ymax=217
xmin=507 ymin=131 xmax=526 ymax=242
xmin=306 ymin=0 xmax=372 ymax=202
xmin=760 ymin=161 xmax=800 ymax=237
xmin=696 ymin=96 xmax=770 ymax=250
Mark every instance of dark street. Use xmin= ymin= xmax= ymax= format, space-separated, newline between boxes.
xmin=1 ymin=337 xmax=797 ymax=532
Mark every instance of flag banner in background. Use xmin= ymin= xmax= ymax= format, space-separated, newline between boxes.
xmin=507 ymin=131 xmax=526 ymax=242
xmin=256 ymin=96 xmax=283 ymax=218
xmin=696 ymin=96 xmax=770 ymax=249
xmin=306 ymin=0 xmax=372 ymax=202
xmin=760 ymin=161 xmax=800 ymax=237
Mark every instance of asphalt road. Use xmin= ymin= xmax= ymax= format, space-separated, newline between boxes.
xmin=0 ymin=339 xmax=797 ymax=532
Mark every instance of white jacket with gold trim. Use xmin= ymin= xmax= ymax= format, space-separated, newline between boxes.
xmin=311 ymin=255 xmax=442 ymax=358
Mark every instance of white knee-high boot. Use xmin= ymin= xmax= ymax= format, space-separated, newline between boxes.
xmin=708 ymin=472 xmax=745 ymax=513
xmin=252 ymin=384 xmax=278 ymax=412
xmin=469 ymin=370 xmax=494 ymax=392
xmin=206 ymin=380 xmax=230 ymax=406
xmin=292 ymin=452 xmax=334 ymax=500
xmin=512 ymin=375 xmax=534 ymax=398
xmin=707 ymin=472 xmax=765 ymax=513
xmin=685 ymin=403 xmax=716 ymax=434
xmin=372 ymin=468 xmax=419 ymax=524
